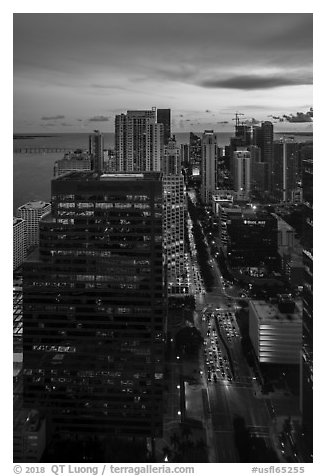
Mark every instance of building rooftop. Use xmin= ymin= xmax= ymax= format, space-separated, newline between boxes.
xmin=271 ymin=213 xmax=294 ymax=232
xmin=54 ymin=171 xmax=162 ymax=181
xmin=250 ymin=299 xmax=302 ymax=322
xmin=13 ymin=217 xmax=24 ymax=226
xmin=212 ymin=190 xmax=234 ymax=201
xmin=17 ymin=201 xmax=51 ymax=210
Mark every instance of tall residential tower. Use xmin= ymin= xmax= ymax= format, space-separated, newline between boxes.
xmin=115 ymin=108 xmax=163 ymax=172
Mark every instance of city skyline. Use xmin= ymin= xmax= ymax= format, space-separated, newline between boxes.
xmin=11 ymin=7 xmax=317 ymax=467
xmin=13 ymin=13 xmax=313 ymax=133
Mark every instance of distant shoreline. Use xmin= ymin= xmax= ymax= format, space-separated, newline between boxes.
xmin=13 ymin=131 xmax=313 ymax=138
xmin=13 ymin=135 xmax=58 ymax=140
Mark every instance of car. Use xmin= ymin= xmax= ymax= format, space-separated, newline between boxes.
xmin=213 ymin=374 xmax=218 ymax=382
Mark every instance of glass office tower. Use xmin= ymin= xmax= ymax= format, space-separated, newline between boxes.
xmin=23 ymin=171 xmax=166 ymax=440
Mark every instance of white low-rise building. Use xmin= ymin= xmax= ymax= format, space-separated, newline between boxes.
xmin=249 ymin=298 xmax=302 ymax=364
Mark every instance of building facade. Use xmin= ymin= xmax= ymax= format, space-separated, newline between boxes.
xmin=17 ymin=201 xmax=51 ymax=251
xmin=300 ymin=157 xmax=313 ymax=460
xmin=54 ymin=150 xmax=92 ymax=177
xmin=253 ymin=121 xmax=274 ymax=192
xmin=201 ymin=130 xmax=219 ymax=204
xmin=249 ymin=298 xmax=302 ymax=364
xmin=233 ymin=148 xmax=251 ymax=200
xmin=157 ymin=109 xmax=171 ymax=145
xmin=115 ymin=108 xmax=163 ymax=173
xmin=162 ymin=139 xmax=186 ymax=294
xmin=226 ymin=210 xmax=278 ymax=269
xmin=13 ymin=217 xmax=26 ymax=271
xmin=273 ymin=140 xmax=299 ymax=202
xmin=23 ymin=172 xmax=166 ymax=440
xmin=89 ymin=130 xmax=104 ymax=173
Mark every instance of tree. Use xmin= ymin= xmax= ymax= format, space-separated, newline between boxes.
xmin=175 ymin=326 xmax=203 ymax=355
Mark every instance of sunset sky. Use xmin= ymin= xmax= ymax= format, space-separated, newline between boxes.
xmin=13 ymin=13 xmax=313 ymax=133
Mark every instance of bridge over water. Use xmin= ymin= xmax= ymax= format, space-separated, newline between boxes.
xmin=14 ymin=147 xmax=73 ymax=154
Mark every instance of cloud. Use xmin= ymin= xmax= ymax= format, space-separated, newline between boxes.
xmin=205 ymin=109 xmax=211 ymax=113
xmin=61 ymin=122 xmax=72 ymax=127
xmin=197 ymin=73 xmax=312 ymax=90
xmin=243 ymin=118 xmax=260 ymax=125
xmin=88 ymin=115 xmax=110 ymax=122
xmin=282 ymin=108 xmax=313 ymax=123
xmin=217 ymin=121 xmax=229 ymax=124
xmin=41 ymin=115 xmax=65 ymax=120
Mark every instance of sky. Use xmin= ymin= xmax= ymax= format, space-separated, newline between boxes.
xmin=13 ymin=13 xmax=313 ymax=133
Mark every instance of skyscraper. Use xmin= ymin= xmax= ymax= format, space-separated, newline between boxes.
xmin=253 ymin=121 xmax=274 ymax=192
xmin=17 ymin=201 xmax=51 ymax=251
xmin=300 ymin=157 xmax=313 ymax=460
xmin=233 ymin=148 xmax=251 ymax=200
xmin=189 ymin=132 xmax=202 ymax=166
xmin=89 ymin=130 xmax=104 ymax=173
xmin=23 ymin=171 xmax=166 ymax=442
xmin=273 ymin=140 xmax=299 ymax=202
xmin=162 ymin=138 xmax=186 ymax=294
xmin=157 ymin=109 xmax=171 ymax=145
xmin=13 ymin=217 xmax=26 ymax=271
xmin=201 ymin=130 xmax=218 ymax=204
xmin=115 ymin=108 xmax=163 ymax=172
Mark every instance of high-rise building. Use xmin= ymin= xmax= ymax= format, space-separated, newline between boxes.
xmin=162 ymin=138 xmax=186 ymax=294
xmin=180 ymin=144 xmax=190 ymax=167
xmin=300 ymin=157 xmax=313 ymax=460
xmin=189 ymin=132 xmax=202 ymax=166
xmin=247 ymin=145 xmax=268 ymax=194
xmin=13 ymin=217 xmax=26 ymax=271
xmin=229 ymin=120 xmax=252 ymax=179
xmin=162 ymin=137 xmax=181 ymax=175
xmin=226 ymin=209 xmax=278 ymax=269
xmin=115 ymin=108 xmax=163 ymax=172
xmin=157 ymin=109 xmax=171 ymax=145
xmin=54 ymin=150 xmax=92 ymax=177
xmin=273 ymin=140 xmax=299 ymax=201
xmin=201 ymin=130 xmax=218 ymax=204
xmin=23 ymin=171 xmax=166 ymax=441
xmin=233 ymin=148 xmax=251 ymax=200
xmin=253 ymin=121 xmax=274 ymax=192
xmin=17 ymin=201 xmax=51 ymax=251
xmin=89 ymin=130 xmax=104 ymax=173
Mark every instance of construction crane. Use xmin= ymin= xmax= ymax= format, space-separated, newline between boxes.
xmin=232 ymin=112 xmax=245 ymax=128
